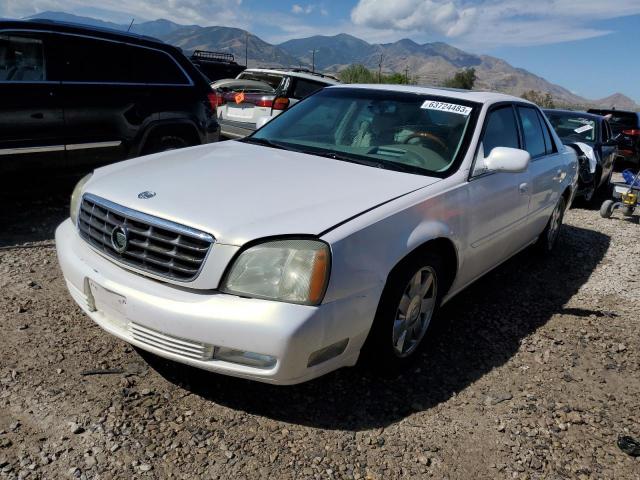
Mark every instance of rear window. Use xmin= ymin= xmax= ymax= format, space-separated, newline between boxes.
xmin=62 ymin=36 xmax=132 ymax=83
xmin=589 ymin=110 xmax=639 ymax=132
xmin=59 ymin=35 xmax=188 ymax=85
xmin=238 ymin=71 xmax=284 ymax=90
xmin=291 ymin=78 xmax=325 ymax=100
xmin=131 ymin=47 xmax=189 ymax=85
xmin=546 ymin=112 xmax=598 ymax=143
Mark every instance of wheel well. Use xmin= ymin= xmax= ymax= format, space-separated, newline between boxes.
xmin=390 ymin=238 xmax=458 ymax=297
xmin=141 ymin=123 xmax=201 ymax=153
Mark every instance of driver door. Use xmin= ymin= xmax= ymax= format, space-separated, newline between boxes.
xmin=461 ymin=104 xmax=532 ymax=285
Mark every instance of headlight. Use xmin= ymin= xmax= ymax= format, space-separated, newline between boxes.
xmin=222 ymin=239 xmax=330 ymax=305
xmin=70 ymin=173 xmax=92 ymax=225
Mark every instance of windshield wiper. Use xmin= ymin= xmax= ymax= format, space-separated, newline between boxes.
xmin=317 ymin=151 xmax=419 ymax=174
xmin=241 ymin=137 xmax=289 ymax=150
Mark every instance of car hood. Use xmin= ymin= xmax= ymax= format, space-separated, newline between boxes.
xmin=86 ymin=141 xmax=439 ymax=246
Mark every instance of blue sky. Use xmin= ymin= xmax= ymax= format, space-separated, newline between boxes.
xmin=2 ymin=0 xmax=639 ymax=102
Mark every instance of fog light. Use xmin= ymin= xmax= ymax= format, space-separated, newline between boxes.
xmin=213 ymin=347 xmax=276 ymax=369
xmin=307 ymin=339 xmax=349 ymax=367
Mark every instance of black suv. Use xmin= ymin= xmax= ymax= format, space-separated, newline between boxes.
xmin=587 ymin=109 xmax=640 ymax=165
xmin=0 ymin=20 xmax=219 ymax=173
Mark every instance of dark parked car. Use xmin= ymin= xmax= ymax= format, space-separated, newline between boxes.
xmin=0 ymin=20 xmax=219 ymax=173
xmin=587 ymin=108 xmax=640 ymax=165
xmin=544 ymin=109 xmax=617 ymax=202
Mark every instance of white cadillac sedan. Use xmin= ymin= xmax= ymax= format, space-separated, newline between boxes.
xmin=56 ymin=85 xmax=578 ymax=385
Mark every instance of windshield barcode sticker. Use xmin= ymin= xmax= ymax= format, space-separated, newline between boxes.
xmin=421 ymin=101 xmax=472 ymax=116
xmin=574 ymin=124 xmax=593 ymax=134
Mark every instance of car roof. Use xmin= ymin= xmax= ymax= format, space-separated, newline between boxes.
xmin=242 ymin=68 xmax=340 ymax=85
xmin=329 ymin=84 xmax=533 ymax=105
xmin=544 ymin=109 xmax=604 ymax=121
xmin=0 ymin=19 xmax=168 ymax=49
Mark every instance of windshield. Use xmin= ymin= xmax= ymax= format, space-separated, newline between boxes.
xmin=546 ymin=112 xmax=598 ymax=144
xmin=249 ymin=88 xmax=478 ymax=177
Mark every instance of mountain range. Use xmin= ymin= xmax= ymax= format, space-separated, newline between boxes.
xmin=25 ymin=11 xmax=640 ymax=110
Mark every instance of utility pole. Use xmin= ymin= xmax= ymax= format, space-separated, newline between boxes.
xmin=245 ymin=31 xmax=248 ymax=67
xmin=311 ymin=49 xmax=316 ymax=73
xmin=378 ymin=53 xmax=384 ymax=83
xmin=404 ymin=65 xmax=409 ymax=84
xmin=127 ymin=18 xmax=135 ymax=32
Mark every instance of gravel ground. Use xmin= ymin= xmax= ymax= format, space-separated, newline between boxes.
xmin=1 ymin=174 xmax=640 ymax=480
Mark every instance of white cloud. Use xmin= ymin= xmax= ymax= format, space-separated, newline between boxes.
xmin=350 ymin=0 xmax=640 ymax=48
xmin=291 ymin=3 xmax=315 ymax=15
xmin=0 ymin=0 xmax=247 ymax=27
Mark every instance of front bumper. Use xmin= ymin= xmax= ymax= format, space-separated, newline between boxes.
xmin=55 ymin=219 xmax=372 ymax=384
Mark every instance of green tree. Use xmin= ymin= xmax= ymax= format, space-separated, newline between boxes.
xmin=340 ymin=64 xmax=414 ymax=84
xmin=442 ymin=68 xmax=476 ymax=90
xmin=339 ymin=64 xmax=376 ymax=84
xmin=521 ymin=90 xmax=556 ymax=108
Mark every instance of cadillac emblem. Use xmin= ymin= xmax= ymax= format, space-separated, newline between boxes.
xmin=111 ymin=226 xmax=129 ymax=254
xmin=138 ymin=191 xmax=156 ymax=199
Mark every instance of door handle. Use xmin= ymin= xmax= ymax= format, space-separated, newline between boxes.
xmin=553 ymin=169 xmax=565 ymax=181
xmin=519 ymin=182 xmax=529 ymax=194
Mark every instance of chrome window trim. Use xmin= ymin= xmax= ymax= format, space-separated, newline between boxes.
xmin=82 ymin=193 xmax=215 ymax=242
xmin=0 ymin=28 xmax=194 ymax=87
xmin=0 ymin=145 xmax=64 ymax=155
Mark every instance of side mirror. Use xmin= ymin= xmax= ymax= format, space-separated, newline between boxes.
xmin=602 ymin=139 xmax=618 ymax=147
xmin=484 ymin=147 xmax=531 ymax=173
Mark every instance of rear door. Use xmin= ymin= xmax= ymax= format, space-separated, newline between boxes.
xmin=0 ymin=31 xmax=65 ymax=170
xmin=517 ymin=106 xmax=564 ymax=237
xmin=58 ymin=34 xmax=146 ymax=166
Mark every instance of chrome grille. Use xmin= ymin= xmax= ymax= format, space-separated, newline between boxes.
xmin=78 ymin=194 xmax=214 ymax=282
xmin=130 ymin=323 xmax=214 ymax=360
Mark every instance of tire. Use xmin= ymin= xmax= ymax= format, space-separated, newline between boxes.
xmin=622 ymin=206 xmax=635 ymax=217
xmin=536 ymin=196 xmax=566 ymax=253
xmin=143 ymin=135 xmax=190 ymax=154
xmin=361 ymin=250 xmax=446 ymax=371
xmin=600 ymin=199 xmax=615 ymax=218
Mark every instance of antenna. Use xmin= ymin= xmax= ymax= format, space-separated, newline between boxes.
xmin=127 ymin=18 xmax=135 ymax=32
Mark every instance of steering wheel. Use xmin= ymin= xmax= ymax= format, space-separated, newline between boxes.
xmin=403 ymin=132 xmax=449 ymax=154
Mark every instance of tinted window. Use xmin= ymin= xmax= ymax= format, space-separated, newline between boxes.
xmin=131 ymin=47 xmax=188 ymax=85
xmin=62 ymin=36 xmax=132 ymax=83
xmin=537 ymin=111 xmax=556 ymax=154
xmin=481 ymin=106 xmax=520 ymax=156
xmin=545 ymin=111 xmax=597 ymax=143
xmin=291 ymin=79 xmax=324 ymax=100
xmin=0 ymin=34 xmax=45 ymax=81
xmin=518 ymin=107 xmax=546 ymax=158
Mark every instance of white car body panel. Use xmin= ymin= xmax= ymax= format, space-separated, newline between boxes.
xmin=56 ymin=85 xmax=578 ymax=384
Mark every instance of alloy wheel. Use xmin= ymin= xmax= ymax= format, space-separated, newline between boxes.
xmin=392 ymin=266 xmax=437 ymax=358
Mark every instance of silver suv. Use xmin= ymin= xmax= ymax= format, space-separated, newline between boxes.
xmin=214 ymin=68 xmax=340 ymax=139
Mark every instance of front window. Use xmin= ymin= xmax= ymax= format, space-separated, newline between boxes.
xmin=0 ymin=34 xmax=45 ymax=81
xmin=248 ymin=88 xmax=478 ymax=177
xmin=546 ymin=112 xmax=598 ymax=144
